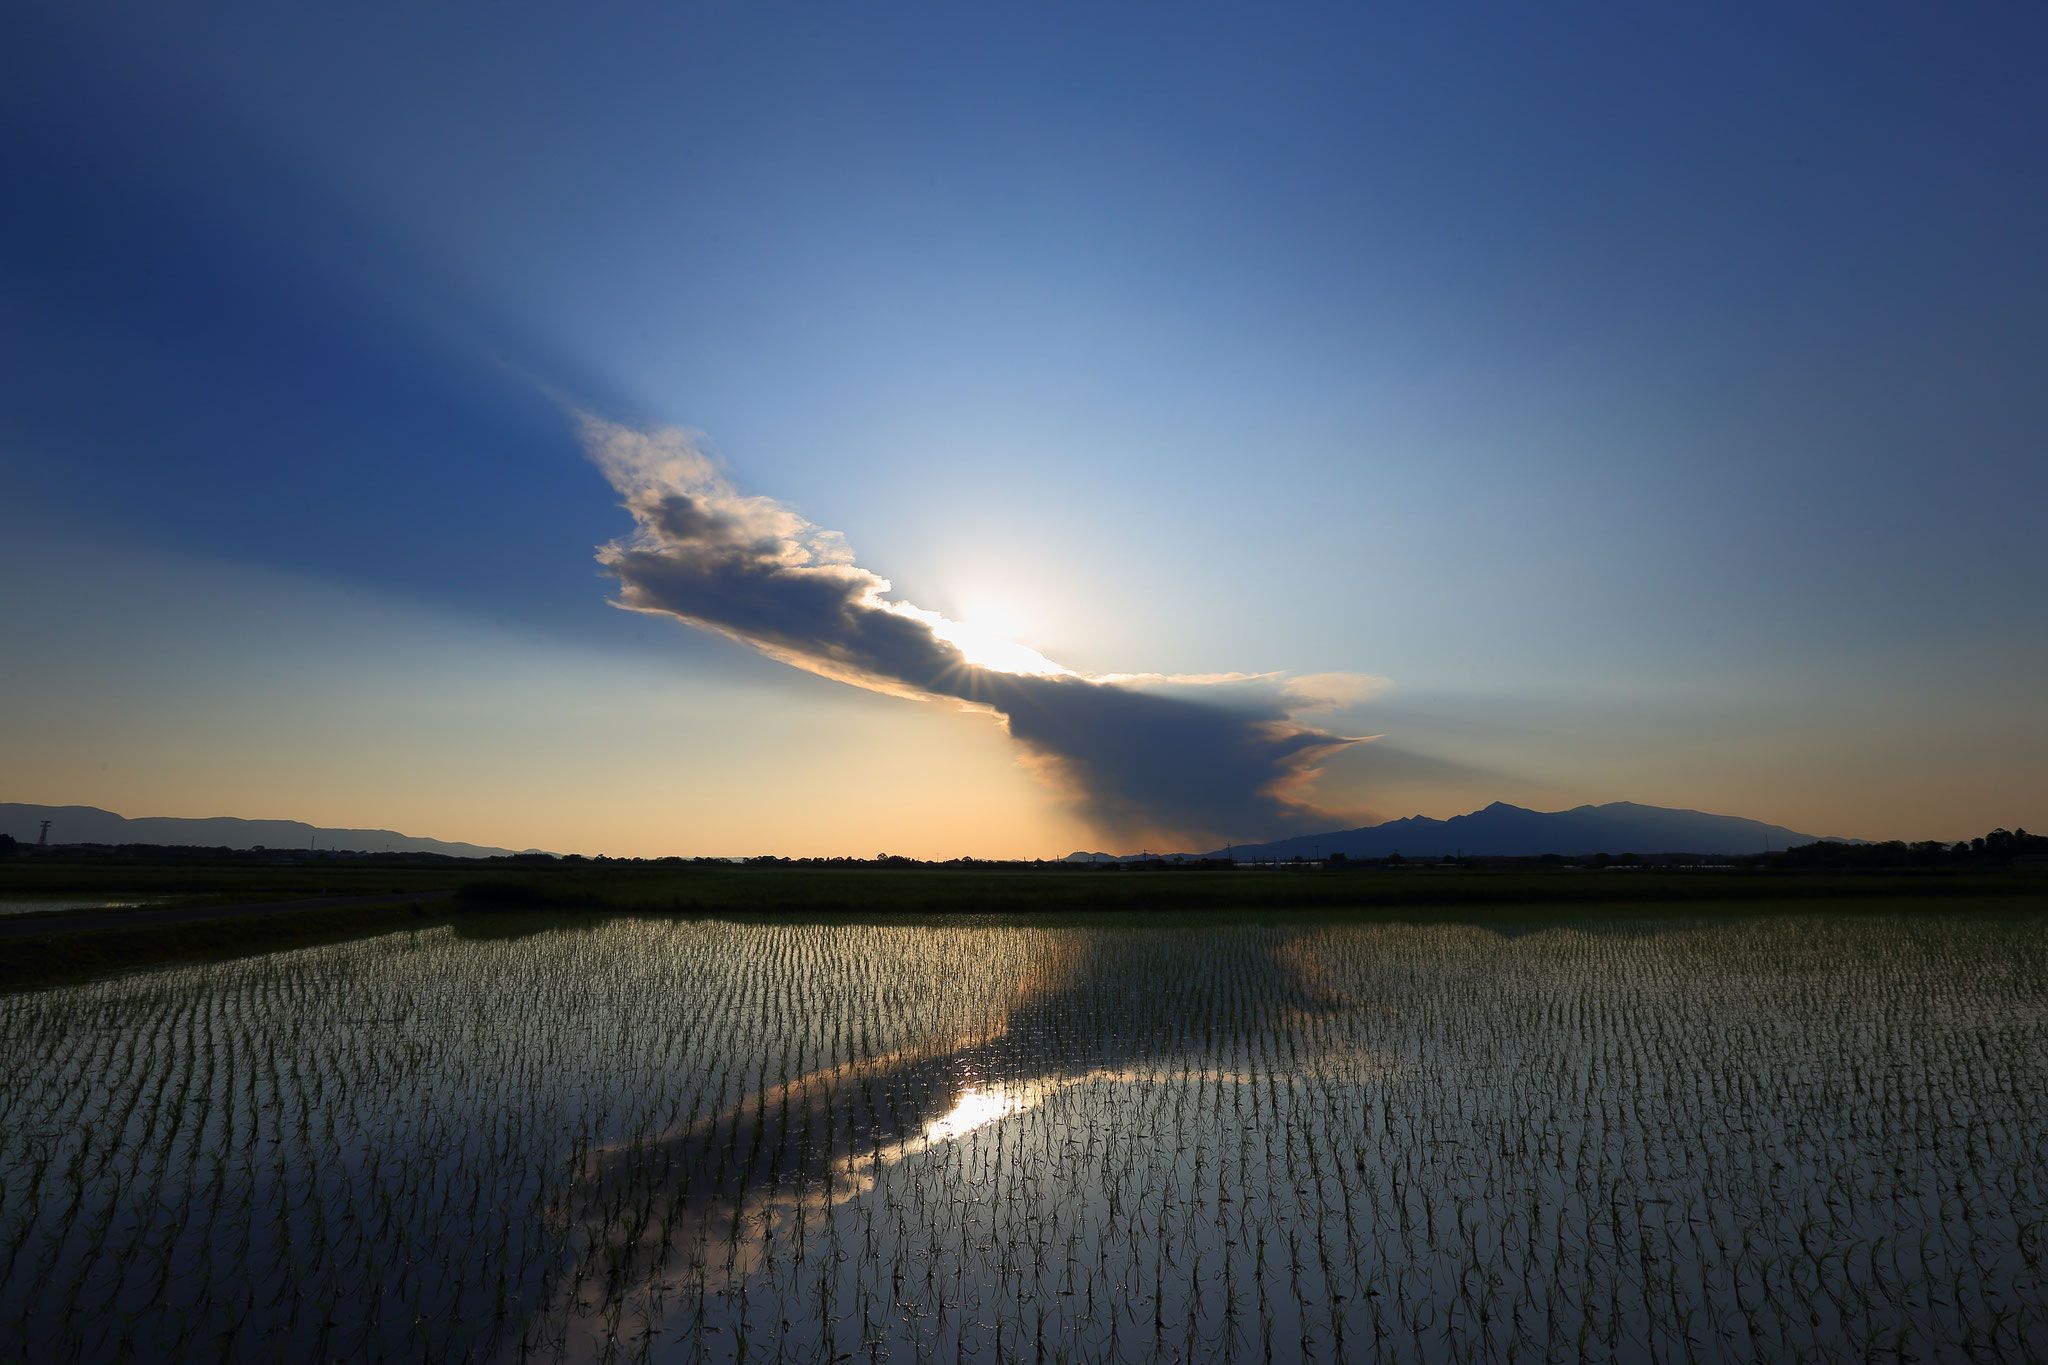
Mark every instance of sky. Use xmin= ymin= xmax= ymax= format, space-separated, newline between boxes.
xmin=2 ymin=1 xmax=2043 ymax=856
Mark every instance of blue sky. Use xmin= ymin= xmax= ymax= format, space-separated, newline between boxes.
xmin=3 ymin=2 xmax=2043 ymax=854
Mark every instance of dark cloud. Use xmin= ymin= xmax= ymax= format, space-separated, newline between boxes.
xmin=585 ymin=417 xmax=1365 ymax=846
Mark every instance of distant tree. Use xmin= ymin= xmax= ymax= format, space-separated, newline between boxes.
xmin=1766 ymin=828 xmax=2044 ymax=869
xmin=0 ymin=833 xmax=15 ymax=857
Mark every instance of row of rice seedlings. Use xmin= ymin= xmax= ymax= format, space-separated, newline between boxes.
xmin=2 ymin=910 xmax=2043 ymax=1361
xmin=537 ymin=914 xmax=2048 ymax=1364
xmin=0 ymin=919 xmax=1077 ymax=1361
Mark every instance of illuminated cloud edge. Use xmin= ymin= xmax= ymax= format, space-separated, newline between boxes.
xmin=584 ymin=416 xmax=1373 ymax=845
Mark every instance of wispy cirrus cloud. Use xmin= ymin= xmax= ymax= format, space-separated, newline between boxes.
xmin=584 ymin=416 xmax=1373 ymax=846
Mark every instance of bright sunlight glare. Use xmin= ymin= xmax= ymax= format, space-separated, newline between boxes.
xmin=922 ymin=1087 xmax=1025 ymax=1143
xmin=891 ymin=604 xmax=1074 ymax=677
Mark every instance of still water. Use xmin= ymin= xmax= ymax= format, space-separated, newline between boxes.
xmin=1 ymin=906 xmax=2043 ymax=1362
xmin=0 ymin=895 xmax=166 ymax=916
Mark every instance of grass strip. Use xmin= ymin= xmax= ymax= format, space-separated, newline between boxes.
xmin=455 ymin=866 xmax=2048 ymax=918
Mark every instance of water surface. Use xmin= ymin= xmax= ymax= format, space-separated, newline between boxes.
xmin=1 ymin=905 xmax=2043 ymax=1362
xmin=0 ymin=895 xmax=168 ymax=916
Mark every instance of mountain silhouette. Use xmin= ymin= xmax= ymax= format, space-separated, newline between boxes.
xmin=1069 ymin=801 xmax=1858 ymax=861
xmin=0 ymin=804 xmax=537 ymax=858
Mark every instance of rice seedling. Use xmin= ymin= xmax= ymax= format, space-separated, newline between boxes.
xmin=0 ymin=908 xmax=2042 ymax=1361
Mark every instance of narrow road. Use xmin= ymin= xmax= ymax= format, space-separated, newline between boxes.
xmin=0 ymin=890 xmax=458 ymax=940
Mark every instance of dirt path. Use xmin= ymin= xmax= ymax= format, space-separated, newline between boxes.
xmin=0 ymin=890 xmax=457 ymax=940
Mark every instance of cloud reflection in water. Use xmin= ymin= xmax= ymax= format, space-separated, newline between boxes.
xmin=524 ymin=923 xmax=1394 ymax=1360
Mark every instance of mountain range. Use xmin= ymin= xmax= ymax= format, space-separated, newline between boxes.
xmin=7 ymin=798 xmax=1857 ymax=864
xmin=1066 ymin=801 xmax=1857 ymax=862
xmin=0 ymin=804 xmax=535 ymax=859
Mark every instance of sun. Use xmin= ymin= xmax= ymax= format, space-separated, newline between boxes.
xmin=927 ymin=618 xmax=1073 ymax=676
xmin=886 ymin=601 xmax=1074 ymax=677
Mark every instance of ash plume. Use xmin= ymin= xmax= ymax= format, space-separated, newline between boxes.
xmin=584 ymin=416 xmax=1369 ymax=846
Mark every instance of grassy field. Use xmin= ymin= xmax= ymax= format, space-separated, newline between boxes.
xmin=7 ymin=854 xmax=2041 ymax=918
xmin=0 ymin=857 xmax=486 ymax=902
xmin=452 ymin=860 xmax=2048 ymax=916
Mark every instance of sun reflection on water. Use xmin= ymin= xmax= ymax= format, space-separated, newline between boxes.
xmin=922 ymin=1087 xmax=1023 ymax=1143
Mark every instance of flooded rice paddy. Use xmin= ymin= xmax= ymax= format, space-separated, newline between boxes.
xmin=2 ymin=907 xmax=2044 ymax=1362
